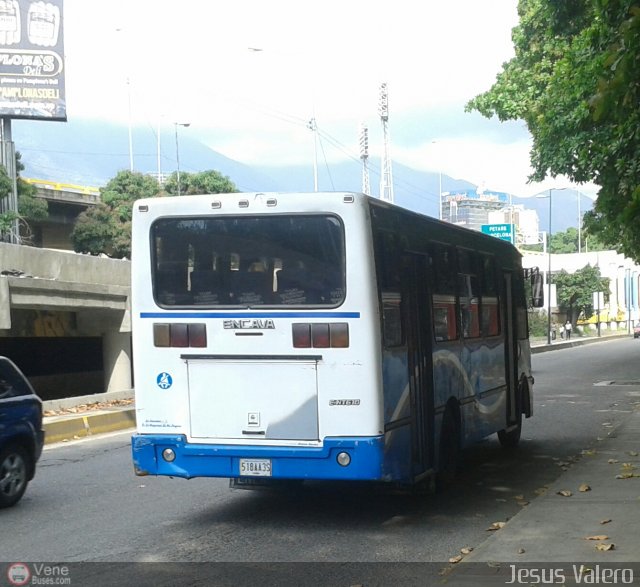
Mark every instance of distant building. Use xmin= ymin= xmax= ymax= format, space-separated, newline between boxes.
xmin=488 ymin=205 xmax=540 ymax=246
xmin=441 ymin=189 xmax=508 ymax=231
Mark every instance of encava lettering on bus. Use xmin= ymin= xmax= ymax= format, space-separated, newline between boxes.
xmin=223 ymin=319 xmax=276 ymax=330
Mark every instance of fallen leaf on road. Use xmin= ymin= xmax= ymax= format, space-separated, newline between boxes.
xmin=585 ymin=535 xmax=609 ymax=541
xmin=629 ymin=451 xmax=639 ymax=457
xmin=579 ymin=484 xmax=591 ymax=492
xmin=582 ymin=449 xmax=597 ymax=456
xmin=534 ymin=487 xmax=548 ymax=496
xmin=595 ymin=543 xmax=615 ymax=551
xmin=557 ymin=490 xmax=573 ymax=497
xmin=517 ymin=548 xmax=525 ymax=555
xmin=608 ymin=459 xmax=619 ymax=464
xmin=622 ymin=463 xmax=636 ymax=470
xmin=615 ymin=473 xmax=639 ymax=479
xmin=487 ymin=522 xmax=506 ymax=531
xmin=514 ymin=494 xmax=525 ymax=500
xmin=460 ymin=547 xmax=473 ymax=555
xmin=449 ymin=555 xmax=463 ymax=564
xmin=600 ymin=519 xmax=612 ymax=525
xmin=517 ymin=500 xmax=529 ymax=507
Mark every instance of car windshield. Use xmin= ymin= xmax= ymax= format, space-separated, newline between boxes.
xmin=151 ymin=214 xmax=345 ymax=308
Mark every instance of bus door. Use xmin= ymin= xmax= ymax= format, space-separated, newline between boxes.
xmin=503 ymin=271 xmax=519 ymax=424
xmin=402 ymin=253 xmax=436 ymax=478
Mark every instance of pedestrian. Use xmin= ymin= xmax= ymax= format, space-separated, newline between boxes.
xmin=565 ymin=319 xmax=572 ymax=340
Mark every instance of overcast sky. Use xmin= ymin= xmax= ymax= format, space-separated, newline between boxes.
xmin=61 ymin=0 xmax=598 ymax=199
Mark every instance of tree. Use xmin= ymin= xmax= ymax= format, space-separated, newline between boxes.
xmin=71 ymin=170 xmax=159 ymax=258
xmin=0 ymin=152 xmax=49 ymax=242
xmin=466 ymin=0 xmax=640 ymax=262
xmin=71 ymin=169 xmax=239 ymax=258
xmin=16 ymin=152 xmax=48 ymax=223
xmin=163 ymin=169 xmax=238 ymax=196
xmin=553 ymin=264 xmax=609 ymax=326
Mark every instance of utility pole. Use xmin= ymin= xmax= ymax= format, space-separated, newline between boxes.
xmin=379 ymin=83 xmax=394 ymax=203
xmin=359 ymin=123 xmax=370 ymax=196
xmin=306 ymin=117 xmax=319 ymax=192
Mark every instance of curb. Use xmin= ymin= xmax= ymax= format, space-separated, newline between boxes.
xmin=44 ymin=409 xmax=136 ymax=444
xmin=532 ymin=333 xmax=629 ymax=354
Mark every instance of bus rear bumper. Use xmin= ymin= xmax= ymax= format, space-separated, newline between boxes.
xmin=131 ymin=434 xmax=385 ymax=481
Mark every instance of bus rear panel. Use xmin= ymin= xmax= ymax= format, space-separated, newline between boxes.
xmin=131 ymin=193 xmax=386 ymax=482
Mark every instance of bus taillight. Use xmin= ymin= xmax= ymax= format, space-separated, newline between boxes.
xmin=153 ymin=323 xmax=207 ymax=348
xmin=292 ymin=323 xmax=349 ymax=348
xmin=292 ymin=323 xmax=311 ymax=348
xmin=312 ymin=324 xmax=330 ymax=347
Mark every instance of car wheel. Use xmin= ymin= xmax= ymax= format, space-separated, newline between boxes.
xmin=0 ymin=444 xmax=32 ymax=509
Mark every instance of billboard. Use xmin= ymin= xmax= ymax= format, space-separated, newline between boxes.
xmin=0 ymin=0 xmax=66 ymax=121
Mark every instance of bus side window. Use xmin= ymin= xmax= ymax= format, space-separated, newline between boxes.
xmin=431 ymin=244 xmax=458 ymax=341
xmin=457 ymin=249 xmax=480 ymax=339
xmin=382 ymin=292 xmax=403 ymax=347
xmin=480 ymin=254 xmax=500 ymax=336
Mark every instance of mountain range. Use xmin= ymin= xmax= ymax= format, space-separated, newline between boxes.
xmin=11 ymin=118 xmax=591 ymax=232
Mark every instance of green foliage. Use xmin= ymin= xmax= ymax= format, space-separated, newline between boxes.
xmin=553 ymin=264 xmax=609 ymax=325
xmin=163 ymin=169 xmax=238 ymax=196
xmin=466 ymin=0 xmax=640 ymax=262
xmin=1 ymin=152 xmax=50 ymax=242
xmin=71 ymin=169 xmax=239 ymax=258
xmin=71 ymin=170 xmax=158 ymax=258
xmin=528 ymin=310 xmax=550 ymax=338
xmin=520 ymin=226 xmax=608 ymax=253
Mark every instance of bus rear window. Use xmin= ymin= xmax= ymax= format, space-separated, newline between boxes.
xmin=151 ymin=215 xmax=345 ymax=307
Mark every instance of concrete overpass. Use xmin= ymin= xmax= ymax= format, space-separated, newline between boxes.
xmin=21 ymin=178 xmax=100 ymax=250
xmin=0 ymin=242 xmax=131 ymax=401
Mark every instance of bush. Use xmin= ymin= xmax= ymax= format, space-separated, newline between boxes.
xmin=528 ymin=310 xmax=549 ymax=338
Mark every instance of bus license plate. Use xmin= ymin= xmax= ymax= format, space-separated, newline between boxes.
xmin=239 ymin=459 xmax=272 ymax=477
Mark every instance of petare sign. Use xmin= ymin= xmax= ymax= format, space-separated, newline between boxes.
xmin=481 ymin=223 xmax=514 ymax=243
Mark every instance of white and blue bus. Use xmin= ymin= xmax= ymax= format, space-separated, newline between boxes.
xmin=131 ymin=192 xmax=542 ymax=488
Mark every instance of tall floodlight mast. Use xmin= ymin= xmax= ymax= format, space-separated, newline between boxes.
xmin=378 ymin=83 xmax=394 ymax=203
xmin=359 ymin=123 xmax=370 ymax=195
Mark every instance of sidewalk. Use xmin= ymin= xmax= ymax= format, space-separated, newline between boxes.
xmin=460 ymin=405 xmax=640 ymax=565
xmin=43 ymin=394 xmax=136 ymax=444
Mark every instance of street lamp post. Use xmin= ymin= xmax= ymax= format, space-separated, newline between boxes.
xmin=627 ymin=267 xmax=632 ymax=335
xmin=536 ymin=188 xmax=568 ymax=344
xmin=547 ymin=190 xmax=552 ymax=344
xmin=174 ymin=122 xmax=190 ymax=196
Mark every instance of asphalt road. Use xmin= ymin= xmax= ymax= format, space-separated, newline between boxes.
xmin=1 ymin=337 xmax=639 ymax=583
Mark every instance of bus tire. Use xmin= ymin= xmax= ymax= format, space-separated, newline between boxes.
xmin=435 ymin=406 xmax=461 ymax=491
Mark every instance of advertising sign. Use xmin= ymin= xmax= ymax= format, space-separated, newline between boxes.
xmin=0 ymin=0 xmax=66 ymax=121
xmin=481 ymin=223 xmax=514 ymax=243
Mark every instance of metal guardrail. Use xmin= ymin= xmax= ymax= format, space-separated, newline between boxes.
xmin=23 ymin=177 xmax=100 ymax=196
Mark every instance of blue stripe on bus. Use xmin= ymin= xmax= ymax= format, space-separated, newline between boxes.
xmin=139 ymin=312 xmax=361 ymax=319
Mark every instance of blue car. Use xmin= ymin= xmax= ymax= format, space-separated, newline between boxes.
xmin=0 ymin=357 xmax=44 ymax=508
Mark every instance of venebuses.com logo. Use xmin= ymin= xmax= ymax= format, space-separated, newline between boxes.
xmin=6 ymin=563 xmax=71 ymax=585
xmin=6 ymin=564 xmax=30 ymax=586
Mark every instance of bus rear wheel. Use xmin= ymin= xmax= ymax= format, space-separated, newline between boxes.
xmin=498 ymin=409 xmax=522 ymax=449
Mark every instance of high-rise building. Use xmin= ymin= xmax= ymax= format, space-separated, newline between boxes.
xmin=441 ymin=190 xmax=508 ymax=231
